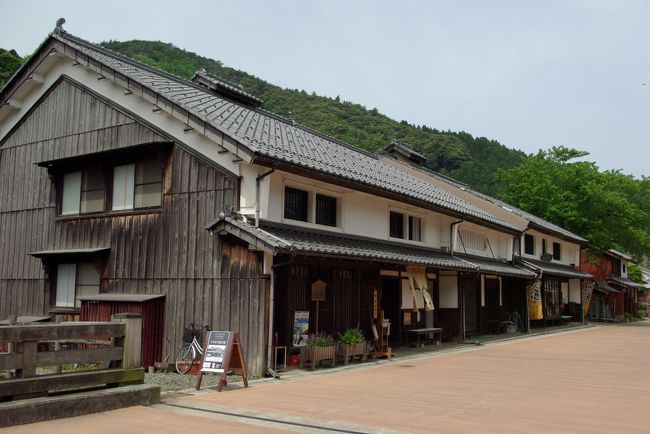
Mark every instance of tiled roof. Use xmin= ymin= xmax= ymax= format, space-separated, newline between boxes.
xmin=607 ymin=275 xmax=645 ymax=289
xmin=518 ymin=258 xmax=593 ymax=280
xmin=49 ymin=31 xmax=520 ymax=233
xmin=208 ymin=217 xmax=535 ymax=278
xmin=457 ymin=254 xmax=536 ymax=278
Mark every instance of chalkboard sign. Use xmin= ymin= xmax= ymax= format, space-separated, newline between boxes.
xmin=195 ymin=331 xmax=249 ymax=392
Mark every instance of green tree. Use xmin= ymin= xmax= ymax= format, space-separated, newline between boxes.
xmin=627 ymin=263 xmax=643 ymax=283
xmin=0 ymin=48 xmax=24 ymax=87
xmin=496 ymin=146 xmax=650 ymax=258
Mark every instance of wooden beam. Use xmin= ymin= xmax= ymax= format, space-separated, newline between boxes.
xmin=0 ymin=323 xmax=125 ymax=342
xmin=0 ymin=347 xmax=122 ymax=370
xmin=0 ymin=367 xmax=145 ymax=399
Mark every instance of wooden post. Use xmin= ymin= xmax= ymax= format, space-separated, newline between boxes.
xmin=16 ymin=341 xmax=37 ymax=378
xmin=111 ymin=313 xmax=143 ymax=369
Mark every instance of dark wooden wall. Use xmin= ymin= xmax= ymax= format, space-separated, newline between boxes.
xmin=274 ymin=258 xmax=378 ymax=348
xmin=0 ymin=77 xmax=267 ymax=375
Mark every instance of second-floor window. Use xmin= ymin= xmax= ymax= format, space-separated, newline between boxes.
xmin=112 ymin=159 xmax=162 ymax=211
xmin=390 ymin=211 xmax=422 ymax=241
xmin=284 ymin=187 xmax=309 ymax=222
xmin=553 ymin=242 xmax=561 ymax=260
xmin=390 ymin=211 xmax=404 ymax=238
xmin=283 ymin=186 xmax=339 ymax=227
xmin=61 ymin=168 xmax=105 ymax=215
xmin=524 ymin=234 xmax=534 ymax=255
xmin=315 ymin=194 xmax=337 ymax=226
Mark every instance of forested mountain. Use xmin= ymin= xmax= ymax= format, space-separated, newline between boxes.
xmin=0 ymin=48 xmax=24 ymax=88
xmin=99 ymin=40 xmax=525 ymax=195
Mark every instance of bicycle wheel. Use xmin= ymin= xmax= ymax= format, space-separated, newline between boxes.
xmin=175 ymin=343 xmax=195 ymax=374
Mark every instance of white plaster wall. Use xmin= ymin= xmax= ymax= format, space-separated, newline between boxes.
xmin=439 ymin=273 xmax=458 ymax=308
xmin=520 ymin=229 xmax=581 ymax=266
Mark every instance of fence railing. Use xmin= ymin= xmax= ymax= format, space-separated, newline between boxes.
xmin=0 ymin=313 xmax=143 ymax=401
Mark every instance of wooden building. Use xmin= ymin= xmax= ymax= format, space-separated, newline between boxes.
xmin=580 ymin=249 xmax=643 ymax=321
xmin=1 ymin=22 xmax=592 ymax=375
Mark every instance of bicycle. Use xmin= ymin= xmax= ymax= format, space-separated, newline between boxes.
xmin=175 ymin=324 xmax=210 ymax=374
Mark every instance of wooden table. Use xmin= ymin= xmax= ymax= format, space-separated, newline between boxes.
xmin=407 ymin=327 xmax=442 ymax=347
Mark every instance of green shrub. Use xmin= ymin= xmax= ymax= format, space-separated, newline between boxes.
xmin=338 ymin=328 xmax=364 ymax=346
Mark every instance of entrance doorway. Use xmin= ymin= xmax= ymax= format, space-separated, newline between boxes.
xmin=485 ymin=278 xmax=500 ymax=323
xmin=380 ymin=278 xmax=401 ymax=346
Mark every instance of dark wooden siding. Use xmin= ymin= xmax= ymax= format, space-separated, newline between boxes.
xmin=274 ymin=258 xmax=378 ymax=348
xmin=0 ymin=78 xmax=267 ymax=375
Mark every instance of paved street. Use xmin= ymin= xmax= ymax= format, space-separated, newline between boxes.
xmin=5 ymin=322 xmax=650 ymax=433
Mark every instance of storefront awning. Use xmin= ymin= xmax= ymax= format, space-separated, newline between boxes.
xmin=458 ymin=255 xmax=536 ymax=278
xmin=606 ymin=275 xmax=646 ymax=289
xmin=595 ymin=281 xmax=620 ymax=294
xmin=208 ymin=216 xmax=535 ymax=278
xmin=517 ymin=257 xmax=593 ymax=280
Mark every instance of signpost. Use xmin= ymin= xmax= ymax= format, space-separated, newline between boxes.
xmin=195 ymin=331 xmax=249 ymax=392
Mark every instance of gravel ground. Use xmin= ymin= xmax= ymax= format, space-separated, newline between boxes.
xmin=144 ymin=371 xmax=247 ymax=393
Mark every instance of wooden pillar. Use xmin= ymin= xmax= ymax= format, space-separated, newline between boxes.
xmin=16 ymin=341 xmax=37 ymax=378
xmin=112 ymin=313 xmax=143 ymax=369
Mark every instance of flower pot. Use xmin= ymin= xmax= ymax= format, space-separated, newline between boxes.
xmin=336 ymin=341 xmax=366 ymax=365
xmin=300 ymin=345 xmax=336 ymax=370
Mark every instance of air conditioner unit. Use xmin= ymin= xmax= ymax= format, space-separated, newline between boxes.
xmin=540 ymin=253 xmax=553 ymax=261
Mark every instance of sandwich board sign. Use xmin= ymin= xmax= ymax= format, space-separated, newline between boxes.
xmin=195 ymin=330 xmax=249 ymax=392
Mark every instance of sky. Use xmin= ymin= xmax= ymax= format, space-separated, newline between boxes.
xmin=2 ymin=0 xmax=649 ymax=177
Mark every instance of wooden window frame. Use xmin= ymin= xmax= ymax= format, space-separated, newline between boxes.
xmin=58 ymin=168 xmax=107 ymax=216
xmin=524 ymin=234 xmax=535 ymax=255
xmin=283 ymin=186 xmax=309 ymax=222
xmin=49 ymin=259 xmax=104 ymax=313
xmin=315 ymin=193 xmax=337 ymax=227
xmin=389 ymin=211 xmax=405 ymax=239
xmin=552 ymin=242 xmax=561 ymax=261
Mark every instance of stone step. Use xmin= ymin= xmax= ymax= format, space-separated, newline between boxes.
xmin=0 ymin=384 xmax=160 ymax=428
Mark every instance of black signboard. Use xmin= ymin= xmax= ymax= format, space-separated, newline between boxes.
xmin=195 ymin=330 xmax=249 ymax=392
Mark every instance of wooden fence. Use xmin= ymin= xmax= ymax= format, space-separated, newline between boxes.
xmin=0 ymin=314 xmax=143 ymax=401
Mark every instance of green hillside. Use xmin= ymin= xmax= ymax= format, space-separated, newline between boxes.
xmin=99 ymin=40 xmax=525 ymax=195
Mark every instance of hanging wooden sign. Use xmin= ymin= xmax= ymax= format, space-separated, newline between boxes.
xmin=195 ymin=331 xmax=249 ymax=392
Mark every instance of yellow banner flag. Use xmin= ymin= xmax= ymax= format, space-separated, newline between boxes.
xmin=582 ymin=280 xmax=594 ymax=315
xmin=527 ymin=279 xmax=543 ymax=320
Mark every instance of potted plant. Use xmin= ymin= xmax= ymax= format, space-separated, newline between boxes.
xmin=336 ymin=327 xmax=366 ymax=365
xmin=300 ymin=333 xmax=336 ymax=370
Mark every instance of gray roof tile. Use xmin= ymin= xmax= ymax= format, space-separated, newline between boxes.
xmin=209 ymin=217 xmax=535 ymax=278
xmin=518 ymin=258 xmax=593 ymax=279
xmin=52 ymin=31 xmax=520 ymax=233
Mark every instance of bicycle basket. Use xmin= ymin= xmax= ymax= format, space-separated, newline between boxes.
xmin=182 ymin=328 xmax=194 ymax=344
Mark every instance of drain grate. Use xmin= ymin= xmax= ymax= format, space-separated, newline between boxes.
xmin=396 ymin=364 xmax=415 ymax=368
